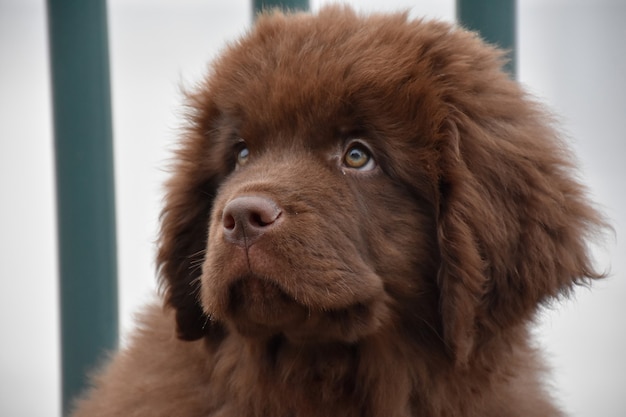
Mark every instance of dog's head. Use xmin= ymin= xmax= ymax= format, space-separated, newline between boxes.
xmin=157 ymin=7 xmax=605 ymax=363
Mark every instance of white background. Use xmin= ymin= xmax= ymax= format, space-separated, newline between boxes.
xmin=1 ymin=0 xmax=624 ymax=416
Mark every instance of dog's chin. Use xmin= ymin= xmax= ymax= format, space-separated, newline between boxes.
xmin=219 ymin=275 xmax=389 ymax=343
xmin=227 ymin=276 xmax=307 ymax=331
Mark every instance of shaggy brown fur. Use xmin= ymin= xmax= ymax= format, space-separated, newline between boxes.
xmin=71 ymin=6 xmax=605 ymax=417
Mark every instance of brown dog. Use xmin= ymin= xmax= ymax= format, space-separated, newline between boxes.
xmin=71 ymin=6 xmax=605 ymax=417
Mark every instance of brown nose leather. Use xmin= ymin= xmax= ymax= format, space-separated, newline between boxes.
xmin=222 ymin=195 xmax=282 ymax=247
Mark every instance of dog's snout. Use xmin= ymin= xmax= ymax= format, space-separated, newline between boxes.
xmin=222 ymin=195 xmax=282 ymax=246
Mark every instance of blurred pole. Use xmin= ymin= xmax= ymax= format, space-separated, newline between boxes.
xmin=46 ymin=0 xmax=118 ymax=414
xmin=253 ymin=0 xmax=309 ymax=19
xmin=456 ymin=0 xmax=517 ymax=77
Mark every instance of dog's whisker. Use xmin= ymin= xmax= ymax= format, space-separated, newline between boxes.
xmin=186 ymin=248 xmax=206 ymax=260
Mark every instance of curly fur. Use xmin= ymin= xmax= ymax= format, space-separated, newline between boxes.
xmin=71 ymin=6 xmax=605 ymax=417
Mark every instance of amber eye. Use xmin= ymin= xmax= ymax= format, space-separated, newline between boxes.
xmin=236 ymin=144 xmax=249 ymax=167
xmin=343 ymin=142 xmax=375 ymax=171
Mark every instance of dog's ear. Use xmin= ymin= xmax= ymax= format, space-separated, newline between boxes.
xmin=435 ymin=106 xmax=606 ymax=366
xmin=435 ymin=120 xmax=490 ymax=365
xmin=157 ymin=92 xmax=225 ymax=341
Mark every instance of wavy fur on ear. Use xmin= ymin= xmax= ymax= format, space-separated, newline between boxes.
xmin=156 ymin=86 xmax=226 ymax=341
xmin=429 ymin=31 xmax=606 ymax=364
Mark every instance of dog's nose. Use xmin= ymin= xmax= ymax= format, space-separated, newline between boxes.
xmin=222 ymin=195 xmax=282 ymax=247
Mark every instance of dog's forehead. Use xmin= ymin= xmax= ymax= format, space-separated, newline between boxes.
xmin=192 ymin=7 xmax=510 ymax=164
xmin=205 ymin=10 xmax=471 ymax=141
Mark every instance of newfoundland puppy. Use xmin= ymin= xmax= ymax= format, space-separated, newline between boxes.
xmin=71 ymin=6 xmax=605 ymax=417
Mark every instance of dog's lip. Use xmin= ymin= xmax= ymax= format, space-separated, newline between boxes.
xmin=228 ymin=274 xmax=293 ymax=306
xmin=224 ymin=272 xmax=384 ymax=341
xmin=226 ymin=274 xmax=308 ymax=327
xmin=225 ymin=272 xmax=379 ymax=321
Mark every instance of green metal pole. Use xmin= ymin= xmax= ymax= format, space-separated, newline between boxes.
xmin=456 ymin=0 xmax=516 ymax=77
xmin=46 ymin=0 xmax=118 ymax=415
xmin=253 ymin=0 xmax=309 ymax=18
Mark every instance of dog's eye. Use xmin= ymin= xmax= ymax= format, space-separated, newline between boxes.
xmin=236 ymin=144 xmax=249 ymax=167
xmin=343 ymin=143 xmax=375 ymax=171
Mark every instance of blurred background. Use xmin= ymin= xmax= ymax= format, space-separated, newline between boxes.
xmin=1 ymin=0 xmax=624 ymax=416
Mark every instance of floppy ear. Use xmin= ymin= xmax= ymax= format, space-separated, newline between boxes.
xmin=436 ymin=108 xmax=606 ymax=366
xmin=435 ymin=120 xmax=491 ymax=365
xmin=156 ymin=92 xmax=225 ymax=341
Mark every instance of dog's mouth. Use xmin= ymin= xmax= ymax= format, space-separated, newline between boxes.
xmin=222 ymin=273 xmax=387 ymax=342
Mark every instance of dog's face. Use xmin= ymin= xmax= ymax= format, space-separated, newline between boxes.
xmin=200 ymin=119 xmax=438 ymax=343
xmin=158 ymin=7 xmax=603 ymax=363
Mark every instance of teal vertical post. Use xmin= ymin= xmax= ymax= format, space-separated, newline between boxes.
xmin=253 ymin=0 xmax=309 ymax=18
xmin=46 ymin=0 xmax=118 ymax=415
xmin=456 ymin=0 xmax=516 ymax=77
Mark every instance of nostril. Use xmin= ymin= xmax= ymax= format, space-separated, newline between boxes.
xmin=223 ymin=213 xmax=236 ymax=231
xmin=248 ymin=208 xmax=281 ymax=228
xmin=250 ymin=212 xmax=266 ymax=228
xmin=222 ymin=195 xmax=283 ymax=246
